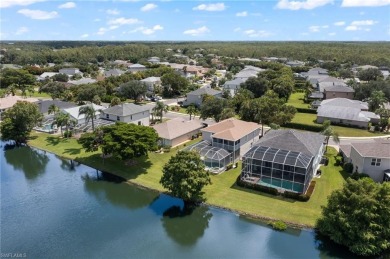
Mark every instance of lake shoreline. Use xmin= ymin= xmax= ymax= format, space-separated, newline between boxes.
xmin=27 ymin=140 xmax=314 ymax=230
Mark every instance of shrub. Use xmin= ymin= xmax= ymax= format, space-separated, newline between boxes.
xmin=63 ymin=130 xmax=72 ymax=138
xmin=351 ymin=172 xmax=371 ymax=180
xmin=269 ymin=220 xmax=287 ymax=231
xmin=296 ymin=107 xmax=317 ymax=114
xmin=162 ymin=145 xmax=171 ymax=153
xmin=343 ymin=163 xmax=353 ymax=174
xmin=282 ymin=122 xmax=323 ymax=132
xmin=226 ymin=163 xmax=233 ymax=170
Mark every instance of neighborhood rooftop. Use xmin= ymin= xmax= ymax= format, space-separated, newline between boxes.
xmin=188 ymin=87 xmax=222 ymax=96
xmin=102 ymin=103 xmax=150 ymax=116
xmin=351 ymin=139 xmax=390 ymax=158
xmin=152 ymin=118 xmax=204 ymax=140
xmin=203 ymin=118 xmax=260 ymax=141
xmin=320 ymin=98 xmax=368 ymax=110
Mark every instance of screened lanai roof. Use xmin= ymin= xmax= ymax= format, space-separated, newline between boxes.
xmin=183 ymin=141 xmax=231 ymax=161
xmin=244 ymin=145 xmax=313 ymax=168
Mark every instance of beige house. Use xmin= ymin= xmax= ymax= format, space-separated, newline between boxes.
xmin=0 ymin=95 xmax=39 ymax=118
xmin=340 ymin=139 xmax=390 ymax=182
xmin=323 ymin=85 xmax=355 ymax=100
xmin=152 ymin=118 xmax=205 ymax=147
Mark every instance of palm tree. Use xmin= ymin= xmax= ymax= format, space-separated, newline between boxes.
xmin=153 ymin=101 xmax=168 ymax=122
xmin=110 ymin=97 xmax=121 ymax=107
xmin=321 ymin=120 xmax=340 ymax=153
xmin=186 ymin=105 xmax=198 ymax=120
xmin=78 ymin=104 xmax=97 ymax=131
xmin=368 ymin=90 xmax=388 ymax=112
xmin=52 ymin=112 xmax=69 ymax=137
xmin=48 ymin=104 xmax=60 ymax=115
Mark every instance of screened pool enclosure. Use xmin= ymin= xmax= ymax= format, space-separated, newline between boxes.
xmin=183 ymin=141 xmax=232 ymax=173
xmin=241 ymin=145 xmax=315 ymax=193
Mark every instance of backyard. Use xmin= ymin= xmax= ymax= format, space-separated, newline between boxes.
xmin=28 ymin=132 xmax=348 ymax=227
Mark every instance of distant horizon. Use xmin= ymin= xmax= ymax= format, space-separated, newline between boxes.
xmin=1 ymin=0 xmax=389 ymax=41
xmin=1 ymin=40 xmax=389 ymax=43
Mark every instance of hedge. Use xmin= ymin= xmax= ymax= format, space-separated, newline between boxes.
xmin=282 ymin=122 xmax=323 ymax=132
xmin=236 ymin=176 xmax=316 ymax=202
xmin=296 ymin=107 xmax=317 ymax=114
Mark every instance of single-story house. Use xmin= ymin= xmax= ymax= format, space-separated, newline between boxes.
xmin=234 ymin=70 xmax=258 ymax=80
xmin=100 ymin=103 xmax=150 ymax=126
xmin=37 ymin=72 xmax=59 ymax=81
xmin=59 ymin=68 xmax=82 ymax=76
xmin=183 ymin=87 xmax=222 ymax=107
xmin=183 ymin=118 xmax=261 ymax=173
xmin=140 ymin=77 xmax=161 ymax=92
xmin=63 ymin=103 xmax=105 ymax=125
xmin=68 ymin=78 xmax=97 ymax=85
xmin=152 ymin=118 xmax=205 ymax=147
xmin=317 ymin=98 xmax=379 ymax=128
xmin=0 ymin=95 xmax=39 ymax=116
xmin=147 ymin=57 xmax=160 ymax=64
xmin=222 ymin=78 xmax=247 ymax=97
xmin=128 ymin=64 xmax=147 ymax=73
xmin=35 ymin=99 xmax=76 ymax=114
xmin=340 ymin=139 xmax=390 ymax=182
xmin=104 ymin=69 xmax=124 ymax=77
xmin=241 ymin=129 xmax=326 ymax=194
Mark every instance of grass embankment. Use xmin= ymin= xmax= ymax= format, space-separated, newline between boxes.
xmin=288 ymin=92 xmax=385 ymax=137
xmin=28 ymin=132 xmax=348 ymax=227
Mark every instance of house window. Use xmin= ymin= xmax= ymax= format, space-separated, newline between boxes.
xmin=106 ymin=114 xmax=109 ymax=119
xmin=371 ymin=158 xmax=381 ymax=166
xmin=117 ymin=116 xmax=120 ymax=121
xmin=131 ymin=115 xmax=133 ymax=120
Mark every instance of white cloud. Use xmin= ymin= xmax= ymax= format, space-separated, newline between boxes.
xmin=58 ymin=2 xmax=75 ymax=9
xmin=243 ymin=29 xmax=272 ymax=38
xmin=345 ymin=20 xmax=378 ymax=31
xmin=129 ymin=24 xmax=163 ymax=35
xmin=1 ymin=0 xmax=46 ymax=8
xmin=234 ymin=27 xmax=241 ymax=32
xmin=18 ymin=9 xmax=58 ymax=19
xmin=334 ymin=21 xmax=345 ymax=26
xmin=309 ymin=25 xmax=320 ymax=32
xmin=341 ymin=0 xmax=390 ymax=7
xmin=109 ymin=25 xmax=119 ymax=30
xmin=141 ymin=3 xmax=157 ymax=12
xmin=108 ymin=17 xmax=142 ymax=25
xmin=183 ymin=26 xmax=210 ymax=36
xmin=15 ymin=27 xmax=29 ymax=35
xmin=351 ymin=20 xmax=377 ymax=26
xmin=106 ymin=9 xmax=120 ymax=15
xmin=328 ymin=32 xmax=336 ymax=36
xmin=236 ymin=11 xmax=248 ymax=17
xmin=193 ymin=3 xmax=226 ymax=11
xmin=80 ymin=34 xmax=89 ymax=38
xmin=276 ymin=0 xmax=334 ymax=10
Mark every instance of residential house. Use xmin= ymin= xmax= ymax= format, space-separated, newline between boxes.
xmin=183 ymin=87 xmax=222 ymax=107
xmin=100 ymin=103 xmax=150 ymax=126
xmin=223 ymin=78 xmax=247 ymax=97
xmin=104 ymin=69 xmax=124 ymax=77
xmin=286 ymin=60 xmax=305 ymax=67
xmin=68 ymin=78 xmax=97 ymax=85
xmin=140 ymin=77 xmax=161 ymax=92
xmin=63 ymin=103 xmax=105 ymax=125
xmin=128 ymin=64 xmax=147 ymax=73
xmin=38 ymin=72 xmax=59 ymax=81
xmin=59 ymin=68 xmax=82 ymax=76
xmin=323 ymin=85 xmax=355 ymax=100
xmin=241 ymin=129 xmax=326 ymax=194
xmin=147 ymin=57 xmax=160 ymax=64
xmin=317 ymin=98 xmax=380 ymax=128
xmin=340 ymin=139 xmax=390 ymax=182
xmin=152 ymin=118 xmax=205 ymax=147
xmin=0 ymin=95 xmax=38 ymax=116
xmin=35 ymin=99 xmax=76 ymax=114
xmin=184 ymin=118 xmax=261 ymax=173
xmin=234 ymin=70 xmax=258 ymax=80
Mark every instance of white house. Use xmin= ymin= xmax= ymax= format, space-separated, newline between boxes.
xmin=128 ymin=64 xmax=147 ymax=73
xmin=183 ymin=87 xmax=222 ymax=107
xmin=38 ymin=72 xmax=58 ymax=81
xmin=59 ymin=68 xmax=82 ymax=76
xmin=100 ymin=103 xmax=150 ymax=126
xmin=223 ymin=78 xmax=247 ymax=97
xmin=140 ymin=77 xmax=161 ymax=92
xmin=340 ymin=139 xmax=390 ymax=182
xmin=63 ymin=104 xmax=105 ymax=125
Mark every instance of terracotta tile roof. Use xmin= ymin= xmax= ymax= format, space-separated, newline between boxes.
xmin=202 ymin=118 xmax=260 ymax=141
xmin=0 ymin=95 xmax=39 ymax=110
xmin=152 ymin=118 xmax=204 ymax=140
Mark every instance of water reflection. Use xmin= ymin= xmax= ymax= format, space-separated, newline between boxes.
xmin=3 ymin=144 xmax=49 ymax=180
xmin=58 ymin=158 xmax=79 ymax=172
xmin=82 ymin=171 xmax=157 ymax=210
xmin=149 ymin=194 xmax=212 ymax=246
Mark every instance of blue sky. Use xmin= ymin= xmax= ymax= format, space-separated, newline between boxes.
xmin=1 ymin=0 xmax=389 ymax=41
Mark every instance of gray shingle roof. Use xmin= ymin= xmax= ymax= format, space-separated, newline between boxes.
xmin=320 ymin=98 xmax=368 ymax=110
xmin=187 ymin=87 xmax=221 ymax=96
xmin=35 ymin=100 xmax=76 ymax=114
xmin=317 ymin=106 xmax=376 ymax=122
xmin=102 ymin=103 xmax=150 ymax=116
xmin=255 ymin=129 xmax=325 ymax=157
xmin=352 ymin=139 xmax=390 ymax=158
xmin=323 ymin=85 xmax=354 ymax=93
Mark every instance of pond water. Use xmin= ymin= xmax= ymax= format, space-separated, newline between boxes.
xmin=0 ymin=143 xmax=355 ymax=258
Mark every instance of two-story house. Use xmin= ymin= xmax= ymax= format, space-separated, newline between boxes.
xmin=100 ymin=103 xmax=150 ymax=126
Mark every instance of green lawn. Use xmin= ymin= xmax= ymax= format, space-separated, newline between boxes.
xmin=16 ymin=90 xmax=51 ymax=98
xmin=28 ymin=132 xmax=349 ymax=227
xmin=287 ymin=92 xmax=310 ymax=109
xmin=291 ymin=113 xmax=386 ymax=137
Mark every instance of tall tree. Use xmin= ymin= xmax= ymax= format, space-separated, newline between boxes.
xmin=38 ymin=82 xmax=66 ymax=100
xmin=316 ymin=178 xmax=390 ymax=256
xmin=161 ymin=72 xmax=189 ymax=97
xmin=47 ymin=104 xmax=60 ymax=115
xmin=231 ymin=88 xmax=254 ymax=113
xmin=240 ymin=76 xmax=269 ymax=98
xmin=110 ymin=97 xmax=121 ymax=107
xmin=368 ymin=90 xmax=388 ymax=112
xmin=321 ymin=120 xmax=340 ymax=149
xmin=0 ymin=101 xmax=43 ymax=144
xmin=375 ymin=107 xmax=390 ymax=130
xmin=357 ymin=68 xmax=383 ymax=81
xmin=52 ymin=73 xmax=69 ymax=82
xmin=78 ymin=105 xmax=97 ymax=131
xmin=76 ymin=84 xmax=106 ymax=103
xmin=153 ymin=101 xmax=168 ymax=122
xmin=186 ymin=105 xmax=198 ymax=120
xmin=160 ymin=151 xmax=211 ymax=203
xmin=117 ymin=81 xmax=147 ymax=103
xmin=0 ymin=69 xmax=36 ymax=92
xmin=52 ymin=112 xmax=76 ymax=137
xmin=200 ymin=97 xmax=231 ymax=122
